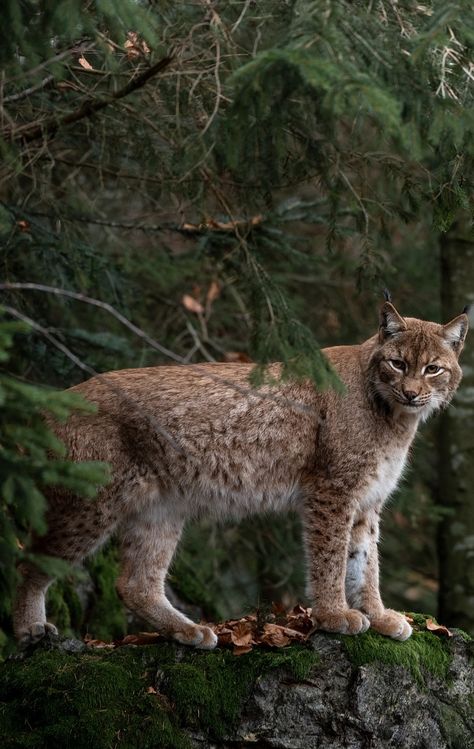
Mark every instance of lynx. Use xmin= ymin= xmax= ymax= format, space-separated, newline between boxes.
xmin=14 ymin=301 xmax=468 ymax=648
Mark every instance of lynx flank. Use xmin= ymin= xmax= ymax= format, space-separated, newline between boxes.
xmin=14 ymin=302 xmax=468 ymax=648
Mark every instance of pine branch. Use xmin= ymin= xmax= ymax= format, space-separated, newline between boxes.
xmin=3 ymin=204 xmax=265 ymax=235
xmin=5 ymin=55 xmax=174 ymax=144
xmin=3 ymin=75 xmax=55 ymax=104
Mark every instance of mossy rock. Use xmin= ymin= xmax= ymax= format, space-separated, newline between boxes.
xmin=0 ymin=641 xmax=318 ymax=749
xmin=0 ymin=627 xmax=472 ymax=749
xmin=341 ymin=628 xmax=452 ymax=686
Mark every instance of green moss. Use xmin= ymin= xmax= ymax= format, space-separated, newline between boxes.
xmin=0 ymin=646 xmax=189 ymax=749
xmin=341 ymin=629 xmax=452 ymax=686
xmin=85 ymin=547 xmax=127 ymax=640
xmin=46 ymin=583 xmax=73 ymax=634
xmin=160 ymin=644 xmax=319 ymax=738
xmin=0 ymin=642 xmax=318 ymax=747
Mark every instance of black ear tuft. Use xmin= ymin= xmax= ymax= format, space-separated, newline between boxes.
xmin=383 ymin=288 xmax=392 ymax=303
xmin=379 ymin=302 xmax=407 ymax=339
xmin=462 ymin=304 xmax=471 ymax=315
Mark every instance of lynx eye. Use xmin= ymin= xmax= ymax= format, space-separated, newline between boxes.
xmin=388 ymin=359 xmax=406 ymax=372
xmin=424 ymin=364 xmax=443 ymax=376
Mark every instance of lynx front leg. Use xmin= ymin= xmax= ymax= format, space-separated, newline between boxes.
xmin=346 ymin=508 xmax=412 ymax=641
xmin=303 ymin=487 xmax=370 ymax=636
xmin=116 ymin=508 xmax=217 ymax=650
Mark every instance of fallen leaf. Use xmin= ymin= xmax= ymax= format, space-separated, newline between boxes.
xmin=233 ymin=645 xmax=253 ymax=656
xmin=425 ymin=619 xmax=453 ymax=637
xmin=404 ymin=615 xmax=414 ymax=624
xmin=182 ymin=294 xmax=204 ymax=315
xmin=223 ymin=351 xmax=252 ymax=363
xmin=271 ymin=602 xmax=287 ymax=617
xmin=261 ymin=623 xmax=291 ymax=648
xmin=230 ymin=620 xmax=255 ymax=648
xmin=265 ymin=623 xmax=307 ymax=648
xmin=78 ymin=56 xmax=93 ymax=70
xmin=16 ymin=220 xmax=30 ymax=232
xmin=117 ymin=632 xmax=164 ymax=647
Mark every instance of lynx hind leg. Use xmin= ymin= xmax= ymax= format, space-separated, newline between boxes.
xmin=13 ymin=563 xmax=58 ymax=646
xmin=13 ymin=500 xmax=117 ymax=647
xmin=116 ymin=510 xmax=217 ymax=650
xmin=346 ymin=511 xmax=412 ymax=641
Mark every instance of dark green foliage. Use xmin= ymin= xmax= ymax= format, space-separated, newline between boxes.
xmin=0 ymin=321 xmax=109 ymax=637
xmin=84 ymin=548 xmax=127 ymax=640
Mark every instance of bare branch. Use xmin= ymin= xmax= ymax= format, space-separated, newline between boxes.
xmin=0 ymin=282 xmax=185 ymax=363
xmin=2 ymin=304 xmax=186 ymax=455
xmin=5 ymin=55 xmax=174 ymax=144
xmin=0 ymin=282 xmax=315 ymax=415
xmin=3 ymin=75 xmax=55 ymax=104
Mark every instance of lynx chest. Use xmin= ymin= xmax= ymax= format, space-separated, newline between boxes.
xmin=359 ymin=446 xmax=409 ymax=511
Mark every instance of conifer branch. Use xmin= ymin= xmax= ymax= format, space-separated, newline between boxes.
xmin=5 ymin=55 xmax=174 ymax=144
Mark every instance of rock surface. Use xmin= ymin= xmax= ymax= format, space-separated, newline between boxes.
xmin=0 ymin=628 xmax=473 ymax=749
xmin=211 ymin=633 xmax=473 ymax=749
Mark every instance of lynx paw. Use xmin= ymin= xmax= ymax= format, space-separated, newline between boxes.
xmin=313 ymin=608 xmax=370 ymax=636
xmin=369 ymin=609 xmax=412 ymax=641
xmin=173 ymin=624 xmax=218 ymax=650
xmin=18 ymin=621 xmax=59 ymax=648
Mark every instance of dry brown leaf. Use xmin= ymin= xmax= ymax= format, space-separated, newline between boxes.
xmin=233 ymin=645 xmax=253 ymax=656
xmin=125 ymin=31 xmax=150 ymax=59
xmin=261 ymin=623 xmax=291 ymax=648
xmin=206 ymin=280 xmax=221 ymax=305
xmin=271 ymin=602 xmax=287 ymax=617
xmin=230 ymin=621 xmax=255 ymax=647
xmin=425 ymin=618 xmax=453 ymax=637
xmin=223 ymin=351 xmax=252 ymax=363
xmin=182 ymin=294 xmax=204 ymax=315
xmin=117 ymin=632 xmax=163 ymax=647
xmin=181 ymin=215 xmax=263 ymax=233
xmin=16 ymin=220 xmax=30 ymax=232
xmin=404 ymin=614 xmax=414 ymax=624
xmin=78 ymin=56 xmax=93 ymax=70
xmin=146 ymin=685 xmax=157 ymax=694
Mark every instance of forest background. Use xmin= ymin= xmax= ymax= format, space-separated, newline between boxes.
xmin=1 ymin=0 xmax=473 ymax=655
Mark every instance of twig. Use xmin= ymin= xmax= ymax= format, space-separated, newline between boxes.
xmin=200 ymin=40 xmax=222 ymax=136
xmin=3 ymin=75 xmax=55 ymax=104
xmin=5 ymin=55 xmax=174 ymax=144
xmin=3 ymin=203 xmax=264 ymax=236
xmin=2 ymin=304 xmax=186 ymax=455
xmin=0 ymin=282 xmax=185 ymax=363
xmin=0 ymin=282 xmax=316 ymax=415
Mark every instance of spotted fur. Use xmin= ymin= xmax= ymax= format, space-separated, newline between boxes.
xmin=13 ymin=303 xmax=468 ymax=647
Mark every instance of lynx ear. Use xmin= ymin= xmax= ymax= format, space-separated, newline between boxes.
xmin=379 ymin=302 xmax=407 ymax=340
xmin=442 ymin=312 xmax=469 ymax=355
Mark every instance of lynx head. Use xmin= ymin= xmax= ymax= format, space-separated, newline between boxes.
xmin=369 ymin=301 xmax=469 ymax=420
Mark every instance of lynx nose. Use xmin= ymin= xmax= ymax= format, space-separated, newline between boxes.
xmin=402 ymin=387 xmax=419 ymax=402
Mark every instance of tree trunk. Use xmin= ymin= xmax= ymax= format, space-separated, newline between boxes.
xmin=438 ymin=221 xmax=474 ymax=634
